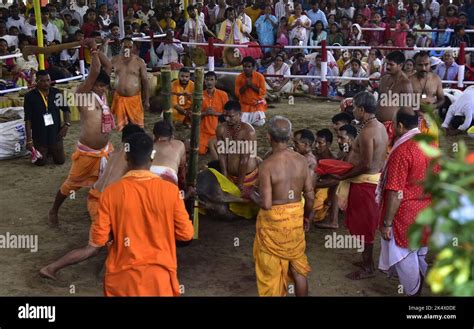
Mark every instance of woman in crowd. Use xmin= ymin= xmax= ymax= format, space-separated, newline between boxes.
xmin=308 ymin=20 xmax=327 ymax=47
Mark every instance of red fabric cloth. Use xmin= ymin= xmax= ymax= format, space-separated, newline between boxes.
xmin=345 ymin=182 xmax=380 ymax=244
xmin=379 ymin=139 xmax=431 ymax=248
xmin=315 ymin=159 xmax=354 ymax=176
xmin=383 ymin=121 xmax=396 ymax=149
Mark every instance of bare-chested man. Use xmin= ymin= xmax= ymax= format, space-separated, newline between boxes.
xmin=377 ymin=51 xmax=413 ymax=148
xmin=216 ymin=100 xmax=258 ymax=199
xmin=150 ymin=121 xmax=186 ymax=188
xmin=293 ymin=129 xmax=316 ymax=172
xmin=111 ymin=37 xmax=150 ymax=130
xmin=312 ymin=129 xmax=338 ymax=227
xmin=315 ymin=124 xmax=359 ymax=230
xmin=252 ymin=116 xmax=314 ymax=296
xmin=409 ymin=51 xmax=444 ymax=146
xmin=332 ymin=91 xmax=388 ymax=280
xmin=48 ymin=38 xmax=113 ymax=226
xmin=40 ymin=124 xmax=145 ymax=280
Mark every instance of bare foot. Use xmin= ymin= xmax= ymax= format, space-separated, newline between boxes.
xmin=39 ymin=266 xmax=57 ymax=281
xmin=314 ymin=221 xmax=339 ymax=229
xmin=48 ymin=210 xmax=59 ymax=227
xmin=345 ymin=269 xmax=375 ymax=280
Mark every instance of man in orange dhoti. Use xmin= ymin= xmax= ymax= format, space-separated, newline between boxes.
xmin=90 ymin=132 xmax=193 ymax=296
xmin=111 ymin=38 xmax=149 ymax=131
xmin=48 ymin=38 xmax=114 ymax=226
xmin=200 ymin=71 xmax=228 ymax=157
xmin=252 ymin=116 xmax=314 ymax=296
xmin=235 ymin=56 xmax=267 ymax=127
xmin=40 ymin=125 xmax=145 ymax=280
xmin=172 ymin=68 xmax=195 ymax=127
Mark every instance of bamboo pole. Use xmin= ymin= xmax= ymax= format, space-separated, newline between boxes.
xmin=160 ymin=67 xmax=173 ymax=128
xmin=33 ymin=0 xmax=45 ymax=70
xmin=186 ymin=67 xmax=203 ymax=239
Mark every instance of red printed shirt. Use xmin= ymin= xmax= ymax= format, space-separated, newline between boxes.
xmin=380 ymin=139 xmax=431 ymax=248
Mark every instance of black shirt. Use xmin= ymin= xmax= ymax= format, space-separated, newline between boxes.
xmin=24 ymin=87 xmax=70 ymax=146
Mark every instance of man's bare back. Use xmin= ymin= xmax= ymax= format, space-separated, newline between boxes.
xmin=347 ymin=119 xmax=388 ymax=174
xmin=261 ymin=149 xmax=309 ymax=205
xmin=377 ymin=72 xmax=413 ymax=122
xmin=151 ymin=139 xmax=186 ymax=173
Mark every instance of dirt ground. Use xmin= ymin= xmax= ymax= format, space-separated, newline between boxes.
xmin=0 ymin=97 xmax=470 ymax=297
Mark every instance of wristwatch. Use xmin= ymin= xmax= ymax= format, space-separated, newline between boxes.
xmin=65 ymin=122 xmax=71 ymax=127
xmin=383 ymin=220 xmax=393 ymax=228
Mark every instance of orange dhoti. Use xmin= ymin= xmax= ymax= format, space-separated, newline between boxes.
xmin=60 ymin=142 xmax=113 ymax=196
xmin=111 ymin=92 xmax=144 ymax=131
xmin=254 ymin=201 xmax=311 ymax=296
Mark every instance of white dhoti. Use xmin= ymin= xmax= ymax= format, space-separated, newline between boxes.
xmin=150 ymin=165 xmax=179 ymax=185
xmin=241 ymin=111 xmax=266 ymax=127
xmin=379 ymin=236 xmax=429 ymax=296
xmin=265 ymin=81 xmax=293 ymax=97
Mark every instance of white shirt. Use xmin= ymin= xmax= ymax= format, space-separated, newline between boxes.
xmin=339 ymin=6 xmax=355 ymax=19
xmin=60 ymin=49 xmax=79 ymax=65
xmin=23 ymin=22 xmax=37 ymax=37
xmin=0 ymin=35 xmax=18 ymax=48
xmin=442 ymin=87 xmax=474 ymax=131
xmin=72 ymin=4 xmax=89 ymax=21
xmin=413 ymin=24 xmax=432 ymax=39
xmin=155 ymin=38 xmax=184 ymax=65
xmin=238 ymin=13 xmax=252 ymax=43
xmin=275 ymin=0 xmax=294 ymax=20
xmin=425 ymin=1 xmax=440 ymax=23
xmin=43 ymin=22 xmax=62 ymax=43
xmin=7 ymin=16 xmax=25 ymax=32
xmin=183 ymin=17 xmax=207 ymax=44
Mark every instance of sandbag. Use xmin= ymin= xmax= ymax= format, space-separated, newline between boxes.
xmin=0 ymin=107 xmax=27 ymax=160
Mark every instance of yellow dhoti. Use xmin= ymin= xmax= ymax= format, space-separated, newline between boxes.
xmin=253 ymin=202 xmax=311 ymax=296
xmin=313 ymin=188 xmax=329 ymax=222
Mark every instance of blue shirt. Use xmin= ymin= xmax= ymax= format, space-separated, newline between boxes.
xmin=435 ymin=62 xmax=459 ymax=81
xmin=306 ymin=9 xmax=328 ymax=27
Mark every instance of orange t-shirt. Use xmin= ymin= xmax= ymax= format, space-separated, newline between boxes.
xmin=199 ymin=88 xmax=228 ymax=154
xmin=172 ymin=80 xmax=195 ymax=123
xmin=201 ymin=88 xmax=228 ymax=136
xmin=89 ymin=170 xmax=194 ymax=296
xmin=235 ymin=71 xmax=267 ymax=113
